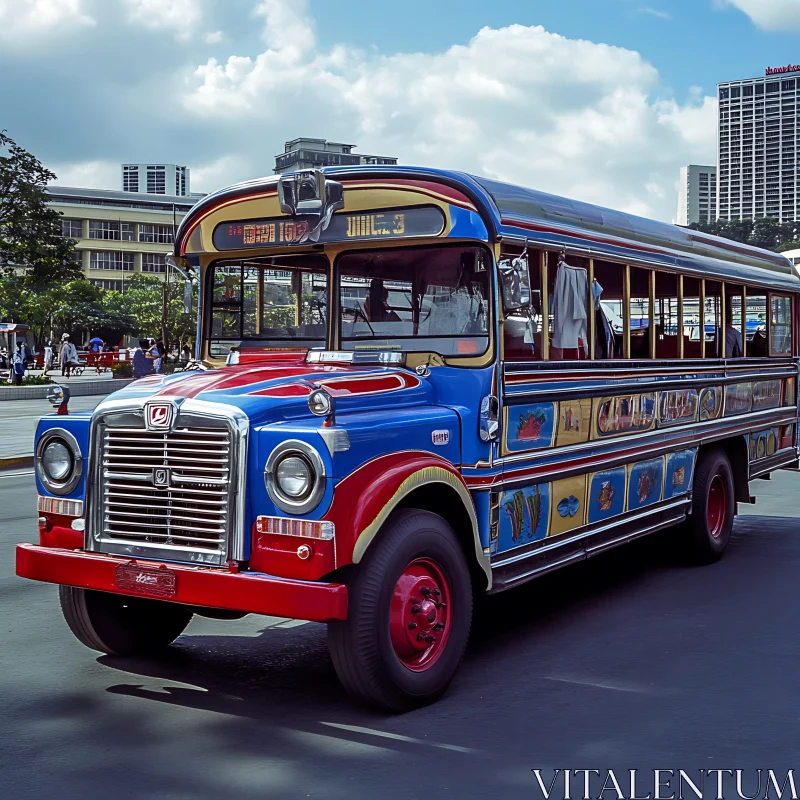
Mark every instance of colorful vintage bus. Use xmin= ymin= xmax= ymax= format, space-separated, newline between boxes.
xmin=17 ymin=167 xmax=800 ymax=710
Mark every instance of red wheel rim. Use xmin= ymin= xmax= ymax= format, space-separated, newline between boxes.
xmin=389 ymin=558 xmax=452 ymax=672
xmin=707 ymin=475 xmax=727 ymax=538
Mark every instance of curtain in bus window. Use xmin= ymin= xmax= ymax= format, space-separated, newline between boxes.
xmin=551 ymin=259 xmax=588 ymax=356
xmin=593 ymin=280 xmax=614 ymax=359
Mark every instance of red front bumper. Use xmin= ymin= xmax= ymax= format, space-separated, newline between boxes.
xmin=16 ymin=544 xmax=348 ymax=622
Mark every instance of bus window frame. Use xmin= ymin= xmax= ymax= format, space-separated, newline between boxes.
xmin=509 ymin=244 xmax=797 ymax=364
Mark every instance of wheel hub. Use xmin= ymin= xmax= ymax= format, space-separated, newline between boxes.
xmin=707 ymin=474 xmax=727 ymax=538
xmin=389 ymin=558 xmax=451 ymax=671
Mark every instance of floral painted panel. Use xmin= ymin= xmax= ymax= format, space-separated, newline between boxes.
xmin=505 ymin=403 xmax=556 ymax=453
xmin=664 ymin=449 xmax=697 ymax=499
xmin=588 ymin=467 xmax=626 ymax=523
xmin=627 ymin=457 xmax=664 ymax=511
xmin=497 ymin=484 xmax=550 ymax=551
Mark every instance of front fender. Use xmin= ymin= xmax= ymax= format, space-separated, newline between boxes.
xmin=323 ymin=451 xmax=491 ymax=588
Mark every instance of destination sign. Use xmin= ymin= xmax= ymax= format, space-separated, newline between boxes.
xmin=212 ymin=206 xmax=445 ymax=250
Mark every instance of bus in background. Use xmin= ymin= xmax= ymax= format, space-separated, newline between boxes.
xmin=19 ymin=166 xmax=800 ymax=711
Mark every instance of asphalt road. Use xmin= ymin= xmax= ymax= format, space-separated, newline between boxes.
xmin=2 ymin=470 xmax=800 ymax=799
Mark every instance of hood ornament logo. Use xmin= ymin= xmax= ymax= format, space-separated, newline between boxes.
xmin=146 ymin=402 xmax=174 ymax=431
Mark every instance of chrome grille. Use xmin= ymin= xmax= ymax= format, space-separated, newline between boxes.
xmin=99 ymin=426 xmax=232 ymax=561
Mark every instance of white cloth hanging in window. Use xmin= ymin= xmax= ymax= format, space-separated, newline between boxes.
xmin=551 ymin=260 xmax=588 ymax=355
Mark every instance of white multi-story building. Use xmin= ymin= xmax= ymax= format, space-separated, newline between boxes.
xmin=121 ymin=163 xmax=191 ymax=196
xmin=676 ymin=165 xmax=717 ymax=226
xmin=274 ymin=138 xmax=398 ymax=174
xmin=717 ymin=66 xmax=800 ymax=223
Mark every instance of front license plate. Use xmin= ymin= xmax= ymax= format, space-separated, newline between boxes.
xmin=115 ymin=562 xmax=177 ymax=599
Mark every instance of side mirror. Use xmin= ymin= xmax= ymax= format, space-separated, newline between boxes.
xmin=499 ymin=255 xmax=531 ymax=312
xmin=479 ymin=395 xmax=499 ymax=442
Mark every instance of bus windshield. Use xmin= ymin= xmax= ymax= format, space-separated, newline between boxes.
xmin=207 ymin=254 xmax=328 ymax=358
xmin=337 ymin=245 xmax=490 ymax=357
xmin=206 ymin=245 xmax=491 ymax=359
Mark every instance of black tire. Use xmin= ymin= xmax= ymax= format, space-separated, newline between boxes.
xmin=59 ymin=586 xmax=193 ymax=656
xmin=681 ymin=446 xmax=735 ymax=565
xmin=328 ymin=508 xmax=473 ymax=712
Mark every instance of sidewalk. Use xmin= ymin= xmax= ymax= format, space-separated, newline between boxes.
xmin=0 ymin=370 xmax=132 ymax=401
xmin=0 ymin=396 xmax=106 ymax=466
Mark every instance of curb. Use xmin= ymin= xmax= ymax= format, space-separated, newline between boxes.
xmin=0 ymin=455 xmax=34 ymax=470
xmin=0 ymin=378 xmax=133 ymax=401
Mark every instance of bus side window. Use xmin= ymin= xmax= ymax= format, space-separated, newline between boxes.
xmin=725 ymin=286 xmax=744 ymax=358
xmin=683 ymin=277 xmax=702 ymax=358
xmin=549 ymin=253 xmax=591 ymax=360
xmin=629 ymin=267 xmax=651 ymax=359
xmin=770 ymin=295 xmax=793 ymax=356
xmin=592 ymin=260 xmax=623 ymax=359
xmin=655 ymin=272 xmax=680 ymax=359
xmin=747 ymin=292 xmax=768 ymax=356
xmin=501 ymin=247 xmax=542 ymax=361
xmin=704 ymin=281 xmax=722 ymax=358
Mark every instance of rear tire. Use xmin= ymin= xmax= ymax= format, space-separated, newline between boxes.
xmin=328 ymin=509 xmax=473 ymax=712
xmin=59 ymin=586 xmax=193 ymax=656
xmin=681 ymin=447 xmax=735 ymax=564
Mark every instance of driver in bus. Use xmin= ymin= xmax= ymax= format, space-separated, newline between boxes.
xmin=365 ymin=278 xmax=400 ymax=323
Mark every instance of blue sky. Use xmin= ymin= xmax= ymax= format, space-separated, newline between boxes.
xmin=0 ymin=0 xmax=797 ymax=221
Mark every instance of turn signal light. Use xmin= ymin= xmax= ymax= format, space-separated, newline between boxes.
xmin=37 ymin=495 xmax=84 ymax=517
xmin=255 ymin=516 xmax=334 ymax=540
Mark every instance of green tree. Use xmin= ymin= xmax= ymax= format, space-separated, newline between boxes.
xmin=0 ymin=131 xmax=80 ymax=283
xmin=102 ymin=273 xmax=194 ymax=347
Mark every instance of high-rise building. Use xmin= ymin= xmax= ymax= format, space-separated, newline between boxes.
xmin=274 ymin=138 xmax=398 ymax=174
xmin=677 ymin=165 xmax=717 ymax=226
xmin=717 ymin=66 xmax=800 ymax=223
xmin=121 ymin=163 xmax=191 ymax=196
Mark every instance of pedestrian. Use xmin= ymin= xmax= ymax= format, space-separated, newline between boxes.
xmin=156 ymin=339 xmax=166 ymax=372
xmin=88 ymin=335 xmax=105 ymax=374
xmin=132 ymin=339 xmax=152 ymax=379
xmin=144 ymin=337 xmax=162 ymax=374
xmin=43 ymin=338 xmax=54 ymax=376
xmin=181 ymin=343 xmax=191 ymax=365
xmin=59 ymin=334 xmax=77 ymax=378
xmin=11 ymin=344 xmax=25 ymax=386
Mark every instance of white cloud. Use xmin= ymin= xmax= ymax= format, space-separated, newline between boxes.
xmin=205 ymin=30 xmax=223 ymax=44
xmin=0 ymin=0 xmax=94 ymax=45
xmin=183 ymin=4 xmax=716 ymax=220
xmin=47 ymin=160 xmax=121 ymax=190
xmin=719 ymin=0 xmax=800 ymax=31
xmin=121 ymin=0 xmax=203 ymax=39
xmin=637 ymin=7 xmax=671 ymax=20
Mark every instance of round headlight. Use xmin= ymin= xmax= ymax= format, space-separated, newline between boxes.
xmin=36 ymin=428 xmax=83 ymax=495
xmin=265 ymin=440 xmax=327 ymax=515
xmin=42 ymin=441 xmax=72 ymax=481
xmin=276 ymin=455 xmax=312 ymax=499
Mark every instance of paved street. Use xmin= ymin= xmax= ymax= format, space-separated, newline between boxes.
xmin=0 ymin=396 xmax=104 ymax=460
xmin=2 ymin=469 xmax=800 ymax=799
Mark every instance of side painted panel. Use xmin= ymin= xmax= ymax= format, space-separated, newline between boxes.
xmin=497 ymin=484 xmax=550 ymax=550
xmin=750 ymin=427 xmax=780 ymax=460
xmin=659 ymin=389 xmax=698 ymax=427
xmin=556 ymin=398 xmax=593 ymax=447
xmin=549 ymin=474 xmax=587 ymax=537
xmin=587 ymin=467 xmax=627 ymax=523
xmin=594 ymin=393 xmax=656 ymax=438
xmin=505 ymin=402 xmax=556 ymax=452
xmin=627 ymin=457 xmax=665 ymax=512
xmin=664 ymin=448 xmax=697 ymax=499
xmin=725 ymin=382 xmax=753 ymax=416
xmin=699 ymin=386 xmax=723 ymax=420
xmin=752 ymin=379 xmax=782 ymax=411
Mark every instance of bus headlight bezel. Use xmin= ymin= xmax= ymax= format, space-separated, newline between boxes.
xmin=36 ymin=429 xmax=83 ymax=496
xmin=265 ymin=440 xmax=326 ymax=515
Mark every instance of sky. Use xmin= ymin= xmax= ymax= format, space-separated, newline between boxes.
xmin=0 ymin=0 xmax=799 ymax=222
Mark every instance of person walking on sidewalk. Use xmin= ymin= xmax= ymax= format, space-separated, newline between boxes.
xmin=59 ymin=334 xmax=77 ymax=378
xmin=11 ymin=344 xmax=25 ymax=386
xmin=43 ymin=338 xmax=54 ymax=376
xmin=132 ymin=339 xmax=152 ymax=380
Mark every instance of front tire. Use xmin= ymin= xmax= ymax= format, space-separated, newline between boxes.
xmin=328 ymin=509 xmax=473 ymax=712
xmin=681 ymin=447 xmax=735 ymax=564
xmin=59 ymin=586 xmax=193 ymax=656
